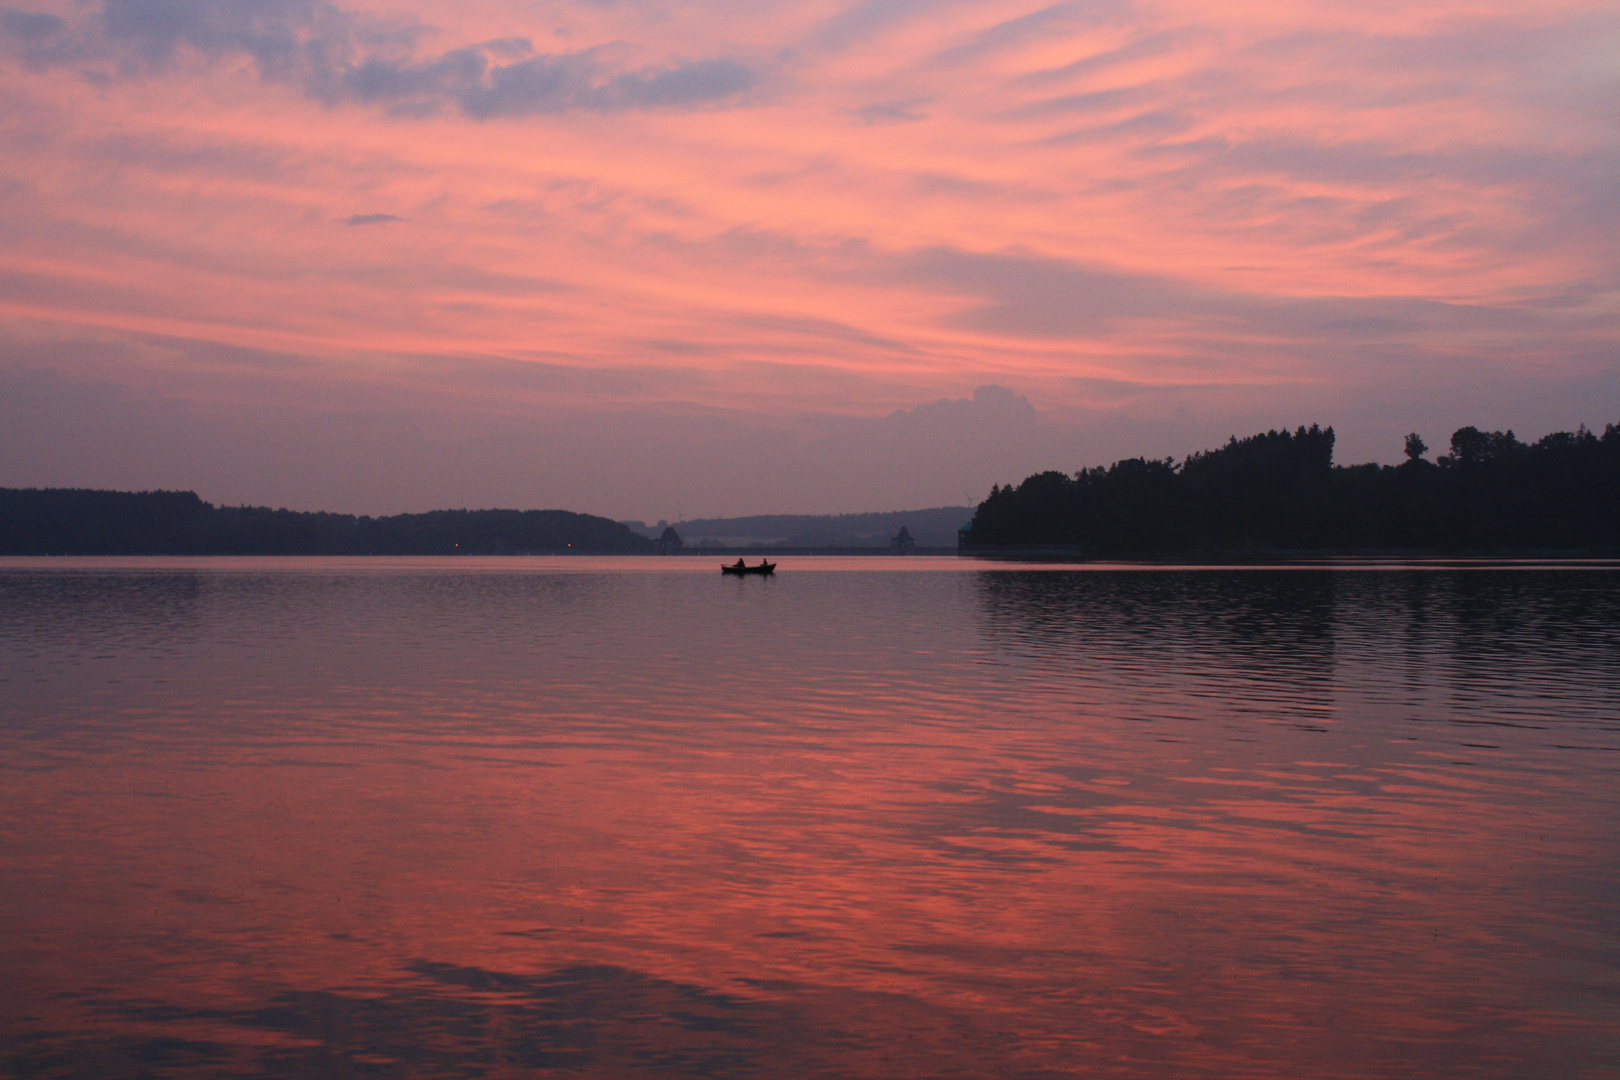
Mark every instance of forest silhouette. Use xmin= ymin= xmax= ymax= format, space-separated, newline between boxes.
xmin=966 ymin=423 xmax=1620 ymax=555
xmin=6 ymin=421 xmax=1617 ymax=556
xmin=0 ymin=492 xmax=652 ymax=555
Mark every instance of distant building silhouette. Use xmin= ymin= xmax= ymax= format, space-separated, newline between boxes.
xmin=890 ymin=525 xmax=915 ymax=554
xmin=657 ymin=525 xmax=684 ymax=554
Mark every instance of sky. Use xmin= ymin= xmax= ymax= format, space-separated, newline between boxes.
xmin=0 ymin=0 xmax=1616 ymax=519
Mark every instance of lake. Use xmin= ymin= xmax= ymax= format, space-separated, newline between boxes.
xmin=2 ymin=556 xmax=1617 ymax=1078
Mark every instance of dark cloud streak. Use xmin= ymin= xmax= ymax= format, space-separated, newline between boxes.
xmin=0 ymin=0 xmax=757 ymax=116
xmin=896 ymin=245 xmax=1578 ymax=344
xmin=932 ymin=3 xmax=1079 ymax=65
xmin=848 ymin=99 xmax=928 ymax=124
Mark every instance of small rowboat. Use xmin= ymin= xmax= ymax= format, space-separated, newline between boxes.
xmin=721 ymin=560 xmax=776 ymax=576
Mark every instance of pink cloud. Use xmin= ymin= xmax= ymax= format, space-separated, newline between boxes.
xmin=0 ymin=0 xmax=1615 ymax=512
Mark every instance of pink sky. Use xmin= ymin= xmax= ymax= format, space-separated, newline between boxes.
xmin=1 ymin=0 xmax=1616 ymax=518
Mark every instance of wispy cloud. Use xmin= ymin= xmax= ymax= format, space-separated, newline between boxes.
xmin=0 ymin=0 xmax=759 ymax=115
xmin=847 ymin=98 xmax=928 ymax=124
xmin=0 ymin=0 xmax=1616 ymax=512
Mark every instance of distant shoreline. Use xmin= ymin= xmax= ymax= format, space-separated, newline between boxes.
xmin=3 ymin=551 xmax=1616 ymax=568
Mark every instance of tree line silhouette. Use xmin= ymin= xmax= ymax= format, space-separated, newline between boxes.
xmin=0 ymin=489 xmax=654 ymax=555
xmin=967 ymin=423 xmax=1620 ymax=554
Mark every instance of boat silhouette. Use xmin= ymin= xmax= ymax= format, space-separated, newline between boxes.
xmin=721 ymin=559 xmax=775 ymax=576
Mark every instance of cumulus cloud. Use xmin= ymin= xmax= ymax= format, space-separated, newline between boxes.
xmin=886 ymin=384 xmax=1035 ymax=429
xmin=0 ymin=0 xmax=758 ymax=115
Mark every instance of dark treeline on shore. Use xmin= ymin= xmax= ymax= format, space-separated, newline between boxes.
xmin=0 ymin=489 xmax=653 ymax=555
xmin=967 ymin=423 xmax=1620 ymax=555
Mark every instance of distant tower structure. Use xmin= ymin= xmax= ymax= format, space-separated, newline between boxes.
xmin=657 ymin=526 xmax=684 ymax=554
xmin=890 ymin=525 xmax=915 ymax=554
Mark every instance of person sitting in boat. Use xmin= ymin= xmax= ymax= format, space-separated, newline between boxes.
xmin=733 ymin=558 xmax=747 ymax=570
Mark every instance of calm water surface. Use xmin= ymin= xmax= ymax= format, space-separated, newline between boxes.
xmin=1 ymin=556 xmax=1617 ymax=1078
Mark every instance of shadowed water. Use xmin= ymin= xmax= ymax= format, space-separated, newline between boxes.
xmin=1 ymin=557 xmax=1617 ymax=1078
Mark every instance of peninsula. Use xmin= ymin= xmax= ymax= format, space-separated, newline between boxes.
xmin=0 ymin=490 xmax=653 ymax=555
xmin=965 ymin=423 xmax=1620 ymax=556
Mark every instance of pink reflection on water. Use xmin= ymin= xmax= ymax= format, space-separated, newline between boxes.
xmin=1 ymin=561 xmax=1617 ymax=1077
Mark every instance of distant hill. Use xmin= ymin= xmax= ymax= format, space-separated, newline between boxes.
xmin=0 ymin=489 xmax=653 ymax=555
xmin=623 ymin=507 xmax=975 ymax=549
